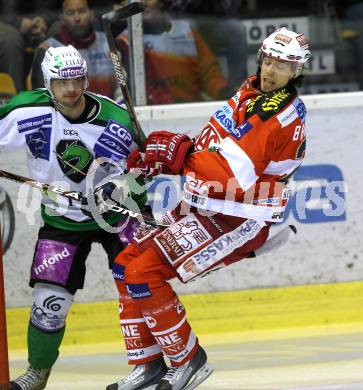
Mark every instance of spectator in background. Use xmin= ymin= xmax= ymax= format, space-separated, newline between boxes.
xmin=17 ymin=14 xmax=49 ymax=48
xmin=161 ymin=0 xmax=247 ymax=93
xmin=16 ymin=12 xmax=51 ymax=84
xmin=0 ymin=21 xmax=26 ymax=92
xmin=31 ymin=0 xmax=119 ymax=99
xmin=116 ymin=0 xmax=231 ymax=104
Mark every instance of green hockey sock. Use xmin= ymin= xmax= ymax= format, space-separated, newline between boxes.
xmin=28 ymin=321 xmax=65 ymax=369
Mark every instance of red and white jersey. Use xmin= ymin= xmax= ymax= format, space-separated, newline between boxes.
xmin=182 ymin=76 xmax=307 ymax=222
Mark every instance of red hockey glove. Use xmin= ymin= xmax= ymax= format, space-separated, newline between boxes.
xmin=144 ymin=131 xmax=193 ymax=174
xmin=127 ymin=149 xmax=161 ymax=177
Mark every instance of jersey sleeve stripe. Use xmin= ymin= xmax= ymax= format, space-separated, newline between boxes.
xmin=219 ymin=137 xmax=258 ymax=191
xmin=263 ymin=158 xmax=302 ymax=176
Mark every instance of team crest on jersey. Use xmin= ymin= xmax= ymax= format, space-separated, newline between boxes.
xmin=17 ymin=114 xmax=52 ymax=160
xmin=56 ymin=139 xmax=93 ymax=183
xmin=194 ymin=125 xmax=221 ymax=151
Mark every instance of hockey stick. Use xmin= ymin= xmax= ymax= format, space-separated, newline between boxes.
xmin=0 ymin=169 xmax=166 ymax=227
xmin=0 ymin=226 xmax=10 ymax=389
xmin=102 ymin=2 xmax=146 ymax=151
xmin=251 ymin=224 xmax=297 ymax=257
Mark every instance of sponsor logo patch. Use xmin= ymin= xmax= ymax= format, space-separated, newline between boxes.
xmin=213 ymin=104 xmax=235 ymax=133
xmin=154 ymin=214 xmax=212 ymax=265
xmin=63 ymin=129 xmax=79 ymax=136
xmin=32 ymin=240 xmax=76 ymax=285
xmin=231 ymin=121 xmax=253 ymax=140
xmin=277 ymin=103 xmax=298 ymax=127
xmin=112 ymin=263 xmax=125 ymax=281
xmin=293 ymin=99 xmax=307 ymax=122
xmin=94 ymin=120 xmax=133 ymax=160
xmin=145 ymin=316 xmax=157 ymax=328
xmin=58 ymin=66 xmax=86 ymax=78
xmin=178 ymin=219 xmax=263 ymax=282
xmin=254 ymin=197 xmax=280 ymax=206
xmin=17 ymin=114 xmax=52 ymax=133
xmin=262 ymin=89 xmax=290 ymax=112
xmin=296 ymin=34 xmax=309 ymax=48
xmin=33 ymin=247 xmax=71 ymax=276
xmin=270 ymin=47 xmax=284 ymax=54
xmin=275 ymin=33 xmax=292 ymax=44
xmin=272 ymin=211 xmax=284 ymax=219
xmin=126 ymin=283 xmax=152 ymax=299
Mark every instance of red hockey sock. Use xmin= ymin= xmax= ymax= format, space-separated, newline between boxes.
xmin=140 ymin=292 xmax=199 ymax=367
xmin=115 ymin=243 xmax=199 ymax=366
xmin=113 ymin=247 xmax=162 ymax=364
xmin=118 ymin=290 xmax=162 ymax=364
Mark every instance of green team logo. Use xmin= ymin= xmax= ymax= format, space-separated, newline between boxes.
xmin=53 ymin=55 xmax=63 ymax=68
xmin=56 ymin=139 xmax=93 ymax=183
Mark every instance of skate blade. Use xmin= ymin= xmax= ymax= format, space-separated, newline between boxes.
xmin=183 ymin=362 xmax=214 ymax=390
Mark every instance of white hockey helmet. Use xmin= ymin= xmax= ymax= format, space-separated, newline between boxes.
xmin=41 ymin=45 xmax=89 ymax=96
xmin=257 ymin=27 xmax=311 ymax=78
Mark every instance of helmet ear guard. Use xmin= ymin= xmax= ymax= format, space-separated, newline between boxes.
xmin=257 ymin=27 xmax=311 ymax=78
xmin=41 ymin=45 xmax=89 ymax=97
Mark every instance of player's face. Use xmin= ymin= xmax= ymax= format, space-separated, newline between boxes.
xmin=61 ymin=0 xmax=93 ymax=39
xmin=260 ymin=57 xmax=294 ymax=92
xmin=51 ymin=77 xmax=84 ymax=108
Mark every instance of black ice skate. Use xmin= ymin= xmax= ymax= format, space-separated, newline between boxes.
xmin=156 ymin=346 xmax=214 ymax=390
xmin=106 ymin=357 xmax=168 ymax=390
xmin=10 ymin=366 xmax=51 ymax=390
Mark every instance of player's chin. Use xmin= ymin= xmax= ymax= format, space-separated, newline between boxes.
xmin=63 ymin=96 xmax=80 ymax=105
xmin=261 ymin=79 xmax=275 ymax=93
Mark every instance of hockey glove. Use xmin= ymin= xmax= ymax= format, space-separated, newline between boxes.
xmin=127 ymin=149 xmax=163 ymax=178
xmin=94 ymin=181 xmax=117 ymax=204
xmin=144 ymin=131 xmax=193 ymax=174
xmin=80 ymin=182 xmax=117 ymax=219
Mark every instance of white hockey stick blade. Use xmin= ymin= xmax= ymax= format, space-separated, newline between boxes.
xmin=183 ymin=362 xmax=214 ymax=390
xmin=254 ymin=224 xmax=297 ymax=257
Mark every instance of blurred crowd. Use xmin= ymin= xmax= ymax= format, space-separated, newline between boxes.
xmin=0 ymin=0 xmax=362 ymax=105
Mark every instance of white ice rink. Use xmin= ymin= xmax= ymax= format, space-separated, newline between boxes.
xmin=9 ymin=326 xmax=363 ymax=390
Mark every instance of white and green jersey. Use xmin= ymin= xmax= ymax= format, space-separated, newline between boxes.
xmin=0 ymin=89 xmax=146 ymax=230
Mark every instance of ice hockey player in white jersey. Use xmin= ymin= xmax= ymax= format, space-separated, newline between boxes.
xmin=0 ymin=45 xmax=147 ymax=390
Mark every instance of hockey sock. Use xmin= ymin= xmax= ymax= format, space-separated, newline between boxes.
xmin=118 ymin=292 xmax=163 ymax=364
xmin=115 ymin=243 xmax=197 ymax=365
xmin=28 ymin=321 xmax=65 ymax=369
xmin=142 ymin=293 xmax=198 ymax=367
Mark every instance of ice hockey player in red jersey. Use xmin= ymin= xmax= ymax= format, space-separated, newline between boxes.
xmin=106 ymin=27 xmax=311 ymax=390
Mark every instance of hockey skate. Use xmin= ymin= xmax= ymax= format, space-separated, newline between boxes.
xmin=156 ymin=346 xmax=214 ymax=390
xmin=10 ymin=366 xmax=51 ymax=390
xmin=106 ymin=357 xmax=168 ymax=390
